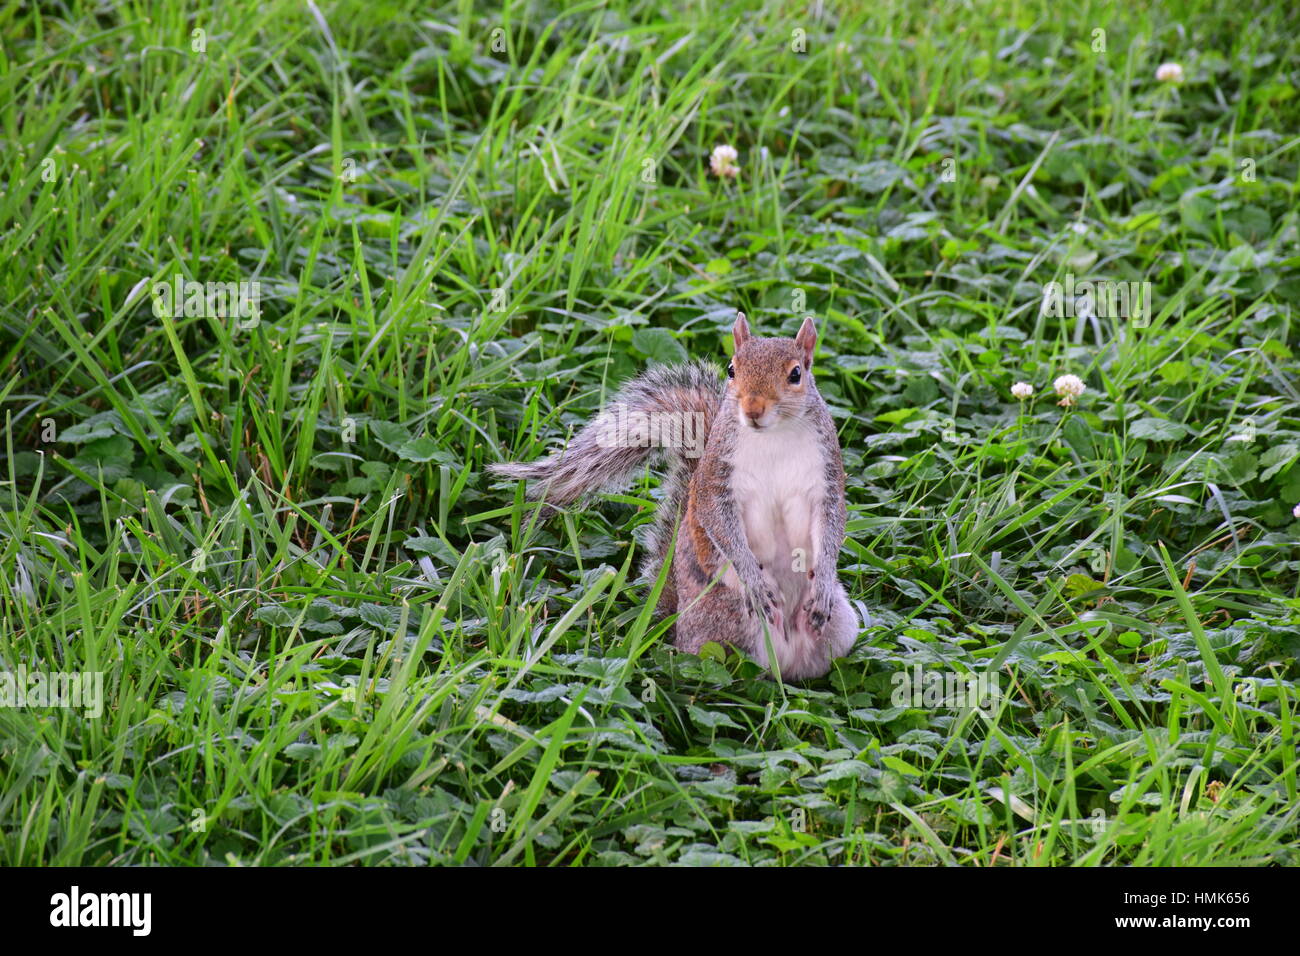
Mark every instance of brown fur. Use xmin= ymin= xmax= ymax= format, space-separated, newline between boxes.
xmin=489 ymin=359 xmax=722 ymax=614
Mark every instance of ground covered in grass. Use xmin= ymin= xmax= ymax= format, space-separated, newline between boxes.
xmin=3 ymin=0 xmax=1299 ymax=865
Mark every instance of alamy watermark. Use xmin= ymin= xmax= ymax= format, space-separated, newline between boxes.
xmin=151 ymin=274 xmax=261 ymax=327
xmin=891 ymin=664 xmax=1001 ymax=718
xmin=1 ymin=667 xmax=103 ymax=718
xmin=595 ymin=404 xmax=708 ymax=459
xmin=1041 ymin=274 xmax=1153 ymax=325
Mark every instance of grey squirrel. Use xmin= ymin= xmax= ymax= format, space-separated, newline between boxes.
xmin=490 ymin=312 xmax=856 ymax=680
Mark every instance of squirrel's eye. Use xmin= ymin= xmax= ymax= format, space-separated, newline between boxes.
xmin=788 ymin=366 xmax=801 ymax=385
xmin=726 ymin=364 xmax=735 ymax=379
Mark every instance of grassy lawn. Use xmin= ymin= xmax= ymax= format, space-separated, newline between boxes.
xmin=2 ymin=0 xmax=1299 ymax=866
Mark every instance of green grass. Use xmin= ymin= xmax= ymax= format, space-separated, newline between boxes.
xmin=2 ymin=0 xmax=1299 ymax=866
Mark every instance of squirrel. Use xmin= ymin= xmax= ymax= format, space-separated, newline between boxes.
xmin=490 ymin=312 xmax=857 ymax=680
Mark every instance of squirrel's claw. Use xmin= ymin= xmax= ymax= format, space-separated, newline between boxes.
xmin=800 ymin=586 xmax=835 ymax=635
xmin=747 ymin=583 xmax=784 ymax=635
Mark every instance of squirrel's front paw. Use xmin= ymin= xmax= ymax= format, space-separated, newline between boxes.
xmin=766 ymin=603 xmax=785 ymax=636
xmin=801 ymin=586 xmax=835 ymax=635
xmin=748 ymin=584 xmax=784 ymax=635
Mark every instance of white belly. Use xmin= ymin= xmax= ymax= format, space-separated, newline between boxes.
xmin=729 ymin=421 xmax=824 ymax=612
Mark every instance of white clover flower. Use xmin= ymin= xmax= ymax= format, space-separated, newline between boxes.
xmin=1011 ymin=382 xmax=1034 ymax=400
xmin=709 ymin=144 xmax=739 ymax=179
xmin=1156 ymin=62 xmax=1185 ymax=83
xmin=1293 ymin=503 xmax=1300 ymax=520
xmin=1054 ymin=373 xmax=1086 ymax=406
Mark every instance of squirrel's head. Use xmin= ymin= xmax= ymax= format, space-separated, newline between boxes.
xmin=726 ymin=311 xmax=818 ymax=431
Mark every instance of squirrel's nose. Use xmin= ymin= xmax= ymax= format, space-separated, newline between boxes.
xmin=743 ymin=402 xmax=768 ymax=424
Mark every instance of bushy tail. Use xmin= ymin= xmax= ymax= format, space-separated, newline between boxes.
xmin=489 ymin=360 xmax=723 ymax=613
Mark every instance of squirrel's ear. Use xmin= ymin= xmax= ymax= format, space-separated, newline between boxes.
xmin=795 ymin=316 xmax=817 ymax=368
xmin=732 ymin=311 xmax=751 ymax=350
